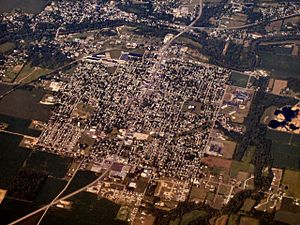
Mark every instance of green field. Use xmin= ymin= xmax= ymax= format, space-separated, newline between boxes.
xmin=229 ymin=72 xmax=249 ymax=88
xmin=266 ymin=129 xmax=300 ymax=169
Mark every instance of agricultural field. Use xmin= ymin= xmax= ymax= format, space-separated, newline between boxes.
xmin=241 ymin=146 xmax=256 ymax=163
xmin=180 ymin=210 xmax=207 ymax=225
xmin=214 ymin=215 xmax=228 ymax=225
xmin=33 ymin=177 xmax=67 ymax=205
xmin=282 ymin=170 xmax=300 ymax=199
xmin=14 ymin=63 xmax=51 ymax=84
xmin=0 ymin=132 xmax=31 ymax=189
xmin=230 ymin=160 xmax=254 ymax=178
xmin=0 ymin=85 xmax=53 ymax=122
xmin=266 ymin=128 xmax=300 ymax=169
xmin=266 ymin=129 xmax=300 ymax=147
xmin=0 ymin=114 xmax=41 ymax=137
xmin=62 ymin=170 xmax=98 ymax=196
xmin=241 ymin=198 xmax=256 ymax=212
xmin=258 ymin=45 xmax=300 ymax=79
xmin=23 ymin=151 xmax=72 ymax=178
xmin=41 ymin=192 xmax=127 ymax=225
xmin=270 ymin=143 xmax=300 ymax=170
xmin=239 ymin=216 xmax=259 ymax=225
xmin=227 ymin=214 xmax=239 ymax=225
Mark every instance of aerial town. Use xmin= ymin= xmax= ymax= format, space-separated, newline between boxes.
xmin=0 ymin=0 xmax=299 ymax=225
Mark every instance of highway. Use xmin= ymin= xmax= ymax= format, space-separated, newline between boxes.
xmin=191 ymin=13 xmax=300 ymax=31
xmin=8 ymin=170 xmax=109 ymax=225
xmin=36 ymin=160 xmax=84 ymax=225
xmin=145 ymin=0 xmax=203 ymax=93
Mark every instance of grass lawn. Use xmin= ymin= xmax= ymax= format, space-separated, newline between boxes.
xmin=229 ymin=72 xmax=249 ymax=88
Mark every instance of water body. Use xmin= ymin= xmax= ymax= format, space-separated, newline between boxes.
xmin=0 ymin=0 xmax=48 ymax=14
xmin=268 ymin=106 xmax=299 ymax=130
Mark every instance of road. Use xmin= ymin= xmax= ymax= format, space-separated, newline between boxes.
xmin=8 ymin=170 xmax=109 ymax=225
xmin=0 ymin=58 xmax=82 ymax=101
xmin=36 ymin=160 xmax=84 ymax=225
xmin=191 ymin=13 xmax=300 ymax=31
xmin=144 ymin=0 xmax=203 ymax=95
xmin=0 ymin=129 xmax=37 ymax=139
